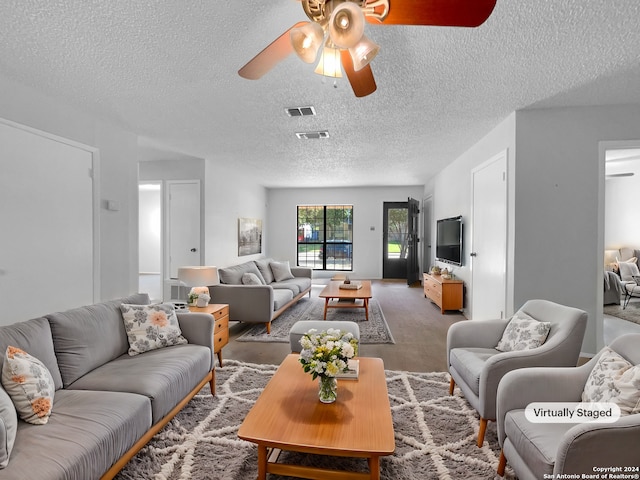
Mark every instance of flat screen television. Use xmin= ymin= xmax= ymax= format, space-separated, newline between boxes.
xmin=436 ymin=216 xmax=463 ymax=266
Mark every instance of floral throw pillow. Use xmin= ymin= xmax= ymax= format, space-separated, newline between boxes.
xmin=120 ymin=304 xmax=188 ymax=356
xmin=1 ymin=346 xmax=55 ymax=425
xmin=582 ymin=347 xmax=640 ymax=416
xmin=495 ymin=313 xmax=551 ymax=352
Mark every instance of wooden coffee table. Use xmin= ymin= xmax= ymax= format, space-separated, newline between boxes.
xmin=238 ymin=354 xmax=395 ymax=480
xmin=319 ymin=280 xmax=373 ymax=320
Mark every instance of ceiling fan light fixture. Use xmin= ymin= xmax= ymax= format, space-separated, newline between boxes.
xmin=314 ymin=46 xmax=343 ymax=78
xmin=328 ymin=2 xmax=365 ymax=49
xmin=349 ymin=34 xmax=380 ymax=71
xmin=290 ymin=21 xmax=325 ymax=63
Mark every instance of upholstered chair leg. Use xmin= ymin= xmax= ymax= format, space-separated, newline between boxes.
xmin=449 ymin=377 xmax=455 ymax=395
xmin=477 ymin=418 xmax=488 ymax=447
xmin=497 ymin=449 xmax=507 ymax=476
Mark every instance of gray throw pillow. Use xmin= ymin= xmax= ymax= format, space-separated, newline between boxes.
xmin=0 ymin=386 xmax=17 ymax=468
xmin=242 ymin=272 xmax=264 ymax=285
xmin=255 ymin=258 xmax=275 ymax=284
xmin=270 ymin=261 xmax=295 ymax=282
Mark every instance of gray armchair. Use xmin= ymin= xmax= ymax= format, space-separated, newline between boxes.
xmin=496 ymin=333 xmax=640 ymax=479
xmin=446 ymin=299 xmax=588 ymax=447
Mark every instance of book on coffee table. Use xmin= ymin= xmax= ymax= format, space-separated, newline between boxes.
xmin=336 ymin=359 xmax=359 ymax=380
xmin=339 ymin=281 xmax=362 ymax=290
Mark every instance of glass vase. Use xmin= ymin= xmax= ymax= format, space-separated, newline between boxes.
xmin=318 ymin=375 xmax=337 ymax=403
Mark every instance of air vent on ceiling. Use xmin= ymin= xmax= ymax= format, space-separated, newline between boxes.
xmin=296 ymin=131 xmax=330 ymax=140
xmin=286 ymin=106 xmax=316 ymax=117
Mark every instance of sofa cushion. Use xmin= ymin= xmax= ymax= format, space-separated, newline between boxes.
xmin=273 ymin=289 xmax=294 ymax=311
xmin=1 ymin=347 xmax=55 ymax=425
xmin=0 ymin=386 xmax=17 ymax=468
xmin=242 ymin=272 xmax=264 ymax=285
xmin=2 ymin=389 xmax=151 ymax=480
xmin=582 ymin=346 xmax=640 ymax=415
xmin=449 ymin=347 xmax=501 ymax=396
xmin=0 ymin=317 xmax=63 ymax=391
xmin=218 ymin=261 xmax=265 ymax=285
xmin=496 ymin=313 xmax=551 ymax=352
xmin=47 ymin=293 xmax=150 ymax=388
xmin=120 ymin=304 xmax=188 ymax=356
xmin=255 ymin=258 xmax=275 ymax=284
xmin=272 ymin=281 xmax=301 ymax=295
xmin=270 ymin=261 xmax=295 ymax=282
xmin=66 ymin=344 xmax=211 ymax=424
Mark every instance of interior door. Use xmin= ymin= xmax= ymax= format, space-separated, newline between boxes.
xmin=471 ymin=151 xmax=508 ymax=319
xmin=383 ymin=202 xmax=408 ymax=279
xmin=166 ymin=181 xmax=201 ymax=296
xmin=0 ymin=119 xmax=96 ymax=324
xmin=407 ymin=197 xmax=420 ymax=285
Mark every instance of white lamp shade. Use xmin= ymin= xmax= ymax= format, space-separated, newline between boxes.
xmin=178 ymin=266 xmax=219 ymax=287
xmin=348 ymin=34 xmax=380 ymax=71
xmin=328 ymin=2 xmax=365 ymax=49
xmin=314 ymin=46 xmax=343 ymax=78
xmin=290 ymin=21 xmax=324 ymax=64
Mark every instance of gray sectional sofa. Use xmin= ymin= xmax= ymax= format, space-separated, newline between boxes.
xmin=0 ymin=293 xmax=216 ymax=480
xmin=210 ymin=258 xmax=312 ymax=333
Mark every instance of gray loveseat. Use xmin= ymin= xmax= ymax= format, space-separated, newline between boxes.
xmin=0 ymin=293 xmax=215 ymax=480
xmin=209 ymin=258 xmax=312 ymax=333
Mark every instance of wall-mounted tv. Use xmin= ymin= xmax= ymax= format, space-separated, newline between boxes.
xmin=436 ymin=216 xmax=463 ymax=266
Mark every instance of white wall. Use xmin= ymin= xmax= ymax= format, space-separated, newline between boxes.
xmin=203 ymin=160 xmax=268 ymax=268
xmin=426 ymin=114 xmax=517 ymax=316
xmin=138 ymin=187 xmax=162 ymax=273
xmin=514 ymin=105 xmax=640 ymax=353
xmin=0 ymin=74 xmax=139 ymax=301
xmin=266 ymin=186 xmax=425 ymax=280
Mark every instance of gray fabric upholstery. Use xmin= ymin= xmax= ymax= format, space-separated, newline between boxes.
xmin=176 ymin=312 xmax=216 ymax=370
xmin=449 ymin=347 xmax=501 ymax=396
xmin=218 ymin=261 xmax=265 ymax=285
xmin=447 ymin=299 xmax=587 ymax=424
xmin=254 ymin=258 xmax=275 ymax=284
xmin=604 ymin=271 xmax=624 ymax=305
xmin=0 ymin=389 xmax=150 ymax=480
xmin=497 ymin=333 xmax=640 ymax=478
xmin=67 ymin=344 xmax=211 ymax=423
xmin=0 ymin=317 xmax=63 ymax=390
xmin=210 ymin=261 xmax=312 ymax=325
xmin=47 ymin=293 xmax=150 ymax=387
xmin=289 ymin=320 xmax=361 ymax=353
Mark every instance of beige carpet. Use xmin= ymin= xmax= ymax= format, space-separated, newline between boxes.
xmin=115 ymin=359 xmax=515 ymax=480
xmin=604 ymin=302 xmax=640 ymax=325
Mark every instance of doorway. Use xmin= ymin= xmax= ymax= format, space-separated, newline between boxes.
xmin=138 ymin=182 xmax=163 ymax=302
xmin=382 ymin=199 xmax=420 ymax=283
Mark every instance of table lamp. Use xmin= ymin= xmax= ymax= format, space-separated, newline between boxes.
xmin=178 ymin=266 xmax=219 ymax=306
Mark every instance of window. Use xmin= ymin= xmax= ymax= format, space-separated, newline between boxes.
xmin=297 ymin=205 xmax=353 ymax=270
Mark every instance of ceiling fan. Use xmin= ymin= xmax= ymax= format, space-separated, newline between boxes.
xmin=238 ymin=0 xmax=498 ymax=97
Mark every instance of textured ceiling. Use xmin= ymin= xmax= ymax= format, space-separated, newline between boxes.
xmin=1 ymin=1 xmax=640 ymax=188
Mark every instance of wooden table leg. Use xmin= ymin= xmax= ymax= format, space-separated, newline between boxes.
xmin=369 ymin=456 xmax=380 ymax=480
xmin=364 ymin=298 xmax=369 ymax=321
xmin=257 ymin=444 xmax=267 ymax=480
xmin=323 ymin=298 xmax=329 ymax=319
xmin=217 ymin=350 xmax=223 ymax=368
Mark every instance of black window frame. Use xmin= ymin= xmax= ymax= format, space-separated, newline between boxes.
xmin=297 ymin=205 xmax=353 ymax=271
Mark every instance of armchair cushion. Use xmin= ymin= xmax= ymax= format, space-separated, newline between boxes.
xmin=449 ymin=347 xmax=500 ymax=396
xmin=582 ymin=346 xmax=640 ymax=415
xmin=496 ymin=312 xmax=551 ymax=352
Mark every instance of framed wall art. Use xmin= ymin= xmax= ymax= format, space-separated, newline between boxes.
xmin=238 ymin=217 xmax=262 ymax=256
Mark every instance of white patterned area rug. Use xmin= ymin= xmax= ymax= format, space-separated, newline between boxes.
xmin=236 ymin=294 xmax=395 ymax=344
xmin=115 ymin=360 xmax=515 ymax=480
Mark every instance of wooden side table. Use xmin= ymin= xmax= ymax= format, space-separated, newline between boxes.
xmin=188 ymin=303 xmax=229 ymax=367
xmin=423 ymin=272 xmax=463 ymax=314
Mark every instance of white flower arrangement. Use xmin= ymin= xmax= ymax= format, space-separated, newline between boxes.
xmin=299 ymin=328 xmax=359 ymax=379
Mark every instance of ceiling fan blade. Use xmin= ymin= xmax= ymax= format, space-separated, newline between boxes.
xmin=238 ymin=22 xmax=307 ymax=80
xmin=340 ymin=50 xmax=377 ymax=98
xmin=365 ymin=0 xmax=497 ymax=27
